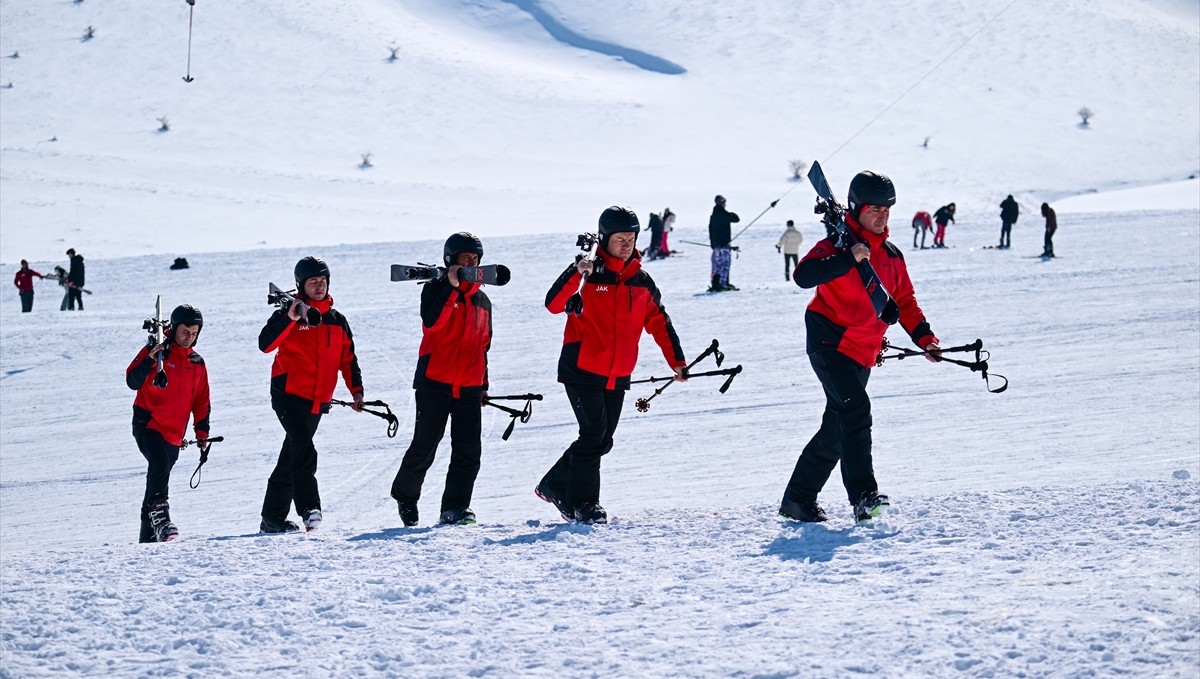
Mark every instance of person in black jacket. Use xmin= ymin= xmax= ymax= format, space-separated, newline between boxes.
xmin=391 ymin=233 xmax=493 ymax=528
xmin=65 ymin=248 xmax=85 ymax=310
xmin=708 ymin=195 xmax=740 ymax=291
xmin=999 ymin=195 xmax=1019 ymax=249
xmin=932 ymin=204 xmax=955 ymax=248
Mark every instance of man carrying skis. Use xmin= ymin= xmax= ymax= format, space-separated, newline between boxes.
xmin=65 ymin=248 xmax=85 ymax=310
xmin=257 ymin=256 xmax=364 ymax=533
xmin=708 ymin=195 xmax=740 ymax=291
xmin=390 ymin=233 xmax=492 ymax=527
xmin=537 ymin=206 xmax=687 ymax=524
xmin=781 ymin=171 xmax=940 ymax=524
xmin=13 ymin=259 xmax=43 ymax=312
xmin=126 ymin=304 xmax=211 ymax=543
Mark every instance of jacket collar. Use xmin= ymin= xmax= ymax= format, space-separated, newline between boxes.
xmin=846 ymin=215 xmax=890 ymax=247
xmin=598 ymin=248 xmax=642 ymax=281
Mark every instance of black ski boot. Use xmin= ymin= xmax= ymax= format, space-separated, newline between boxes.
xmin=574 ymin=501 xmax=608 ymax=525
xmin=709 ymin=274 xmax=723 ymax=293
xmin=396 ymin=499 xmax=419 ymax=527
xmin=147 ymin=499 xmax=178 ymax=542
xmin=779 ymin=497 xmax=828 ymax=523
xmin=853 ymin=491 xmax=891 ymax=524
xmin=139 ymin=517 xmax=155 ymax=544
xmin=260 ymin=515 xmax=301 ymax=534
xmin=438 ymin=507 xmax=477 ymax=526
xmin=534 ymin=484 xmax=573 ymax=521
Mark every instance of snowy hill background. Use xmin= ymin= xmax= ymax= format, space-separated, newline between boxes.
xmin=1 ymin=0 xmax=1198 ymax=260
xmin=2 ymin=0 xmax=1199 ymax=677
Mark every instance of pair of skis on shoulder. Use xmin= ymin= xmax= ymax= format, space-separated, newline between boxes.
xmin=390 ymin=263 xmax=511 ymax=286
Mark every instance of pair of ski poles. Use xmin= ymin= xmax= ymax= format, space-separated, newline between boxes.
xmin=631 ymin=339 xmax=743 ymax=412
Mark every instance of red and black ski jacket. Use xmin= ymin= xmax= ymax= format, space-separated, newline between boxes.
xmin=258 ymin=295 xmax=363 ymax=413
xmin=126 ymin=344 xmax=211 ymax=446
xmin=413 ymin=277 xmax=491 ymax=397
xmin=546 ymin=248 xmax=686 ymax=390
xmin=795 ymin=216 xmax=937 ymax=368
xmin=13 ymin=268 xmax=41 ymax=292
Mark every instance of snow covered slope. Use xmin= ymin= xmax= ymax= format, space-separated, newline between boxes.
xmin=1 ymin=0 xmax=1197 ymax=260
xmin=1 ymin=205 xmax=1198 ymax=675
xmin=1 ymin=0 xmax=1198 ymax=676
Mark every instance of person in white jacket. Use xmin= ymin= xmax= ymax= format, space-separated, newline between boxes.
xmin=775 ymin=220 xmax=805 ymax=281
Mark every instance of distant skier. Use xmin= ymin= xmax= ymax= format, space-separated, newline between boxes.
xmin=932 ymin=203 xmax=955 ymax=248
xmin=257 ymin=256 xmax=364 ymax=534
xmin=1040 ymin=202 xmax=1057 ymax=257
xmin=13 ymin=259 xmax=43 ymax=312
xmin=775 ymin=220 xmax=804 ymax=281
xmin=645 ymin=211 xmax=664 ymax=260
xmin=708 ymin=195 xmax=740 ymax=291
xmin=659 ymin=208 xmax=676 ymax=256
xmin=911 ymin=210 xmax=932 ymax=249
xmin=999 ymin=195 xmax=1019 ymax=249
xmin=126 ymin=304 xmax=211 ymax=543
xmin=537 ymin=206 xmax=687 ymax=525
xmin=782 ymin=170 xmax=940 ymax=524
xmin=64 ymin=248 xmax=85 ymax=310
xmin=390 ymin=233 xmax=493 ymax=528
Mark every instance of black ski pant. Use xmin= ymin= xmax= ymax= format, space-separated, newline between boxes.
xmin=1000 ymin=220 xmax=1013 ymax=248
xmin=19 ymin=291 xmax=33 ymax=312
xmin=391 ymin=388 xmax=483 ymax=512
xmin=784 ymin=351 xmax=877 ymax=506
xmin=66 ymin=287 xmax=83 ymax=310
xmin=262 ymin=393 xmax=324 ymax=521
xmin=783 ymin=253 xmax=799 ymax=281
xmin=133 ymin=418 xmax=179 ymax=543
xmin=1043 ymin=230 xmax=1055 ymax=256
xmin=539 ymin=385 xmax=625 ymax=509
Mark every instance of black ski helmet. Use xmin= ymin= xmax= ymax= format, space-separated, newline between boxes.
xmin=847 ymin=171 xmax=897 ymax=218
xmin=598 ymin=206 xmax=640 ymax=244
xmin=294 ymin=256 xmax=330 ymax=289
xmin=443 ymin=232 xmax=484 ymax=267
xmin=169 ymin=304 xmax=204 ymax=344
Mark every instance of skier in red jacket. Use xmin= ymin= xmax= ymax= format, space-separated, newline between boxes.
xmin=13 ymin=259 xmax=43 ymax=312
xmin=126 ymin=304 xmax=211 ymax=543
xmin=257 ymin=256 xmax=364 ymax=534
xmin=537 ymin=206 xmax=688 ymax=525
xmin=781 ymin=171 xmax=940 ymax=524
xmin=391 ymin=233 xmax=493 ymax=528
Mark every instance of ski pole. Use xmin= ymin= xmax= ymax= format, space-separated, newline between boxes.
xmin=331 ymin=399 xmax=400 ymax=437
xmin=634 ymin=365 xmax=743 ymax=412
xmin=181 ymin=435 xmax=223 ymax=489
xmin=676 ymin=240 xmax=740 ymax=252
xmin=629 ymin=339 xmax=722 ymax=387
xmin=481 ymin=393 xmax=543 ymax=402
xmin=183 ymin=0 xmax=195 ymax=83
xmin=483 ymin=394 xmax=540 ymax=441
xmin=876 ymin=339 xmax=1007 ymax=393
xmin=729 ymin=181 xmax=806 ymax=244
xmin=632 ymin=339 xmax=735 ymax=412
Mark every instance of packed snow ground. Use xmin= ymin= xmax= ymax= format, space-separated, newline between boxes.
xmin=2 ymin=0 xmax=1200 ymax=676
xmin=2 ymin=205 xmax=1198 ymax=676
